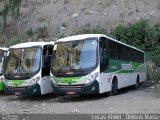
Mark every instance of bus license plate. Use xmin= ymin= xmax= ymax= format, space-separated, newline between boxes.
xmin=67 ymin=91 xmax=76 ymax=95
xmin=15 ymin=92 xmax=21 ymax=96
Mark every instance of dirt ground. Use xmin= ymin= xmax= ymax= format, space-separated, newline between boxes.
xmin=0 ymin=81 xmax=160 ymax=114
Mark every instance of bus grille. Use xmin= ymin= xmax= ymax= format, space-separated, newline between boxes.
xmin=7 ymin=86 xmax=26 ymax=92
xmin=59 ymin=84 xmax=83 ymax=91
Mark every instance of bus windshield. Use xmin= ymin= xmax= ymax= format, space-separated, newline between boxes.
xmin=51 ymin=39 xmax=98 ymax=77
xmin=4 ymin=47 xmax=41 ymax=79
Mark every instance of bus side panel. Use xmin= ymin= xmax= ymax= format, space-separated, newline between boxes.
xmin=139 ymin=72 xmax=146 ymax=83
xmin=117 ymin=73 xmax=137 ymax=88
xmin=99 ymin=71 xmax=146 ymax=94
xmin=135 ymin=64 xmax=146 ymax=83
xmin=99 ymin=73 xmax=112 ymax=93
xmin=99 ymin=73 xmax=136 ymax=92
xmin=38 ymin=76 xmax=53 ymax=95
xmin=106 ymin=74 xmax=132 ymax=89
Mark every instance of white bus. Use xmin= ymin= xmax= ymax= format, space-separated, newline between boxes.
xmin=50 ymin=34 xmax=146 ymax=95
xmin=0 ymin=48 xmax=8 ymax=91
xmin=4 ymin=42 xmax=54 ymax=95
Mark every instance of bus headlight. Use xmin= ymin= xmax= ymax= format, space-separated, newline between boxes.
xmin=28 ymin=76 xmax=40 ymax=86
xmin=0 ymin=76 xmax=4 ymax=82
xmin=85 ymin=72 xmax=99 ymax=84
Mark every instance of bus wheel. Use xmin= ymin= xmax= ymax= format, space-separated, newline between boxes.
xmin=111 ymin=78 xmax=118 ymax=95
xmin=134 ymin=75 xmax=140 ymax=89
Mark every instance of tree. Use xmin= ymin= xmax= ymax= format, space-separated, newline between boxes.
xmin=112 ymin=20 xmax=160 ymax=80
xmin=0 ymin=0 xmax=22 ymax=31
xmin=0 ymin=0 xmax=10 ymax=31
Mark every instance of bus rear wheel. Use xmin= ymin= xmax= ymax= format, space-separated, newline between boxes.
xmin=133 ymin=75 xmax=140 ymax=89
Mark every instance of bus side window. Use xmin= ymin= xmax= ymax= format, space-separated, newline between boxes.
xmin=99 ymin=38 xmax=109 ymax=72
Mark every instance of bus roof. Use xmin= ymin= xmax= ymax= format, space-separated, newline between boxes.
xmin=0 ymin=47 xmax=8 ymax=51
xmin=55 ymin=34 xmax=144 ymax=52
xmin=9 ymin=42 xmax=55 ymax=49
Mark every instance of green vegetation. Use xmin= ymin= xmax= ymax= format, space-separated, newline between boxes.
xmin=71 ymin=27 xmax=107 ymax=35
xmin=71 ymin=20 xmax=160 ymax=81
xmin=26 ymin=26 xmax=49 ymax=40
xmin=0 ymin=0 xmax=22 ymax=31
xmin=112 ymin=20 xmax=160 ymax=81
xmin=0 ymin=34 xmax=23 ymax=46
xmin=0 ymin=0 xmax=22 ymax=47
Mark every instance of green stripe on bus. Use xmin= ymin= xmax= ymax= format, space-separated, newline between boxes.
xmin=104 ymin=59 xmax=144 ymax=73
xmin=0 ymin=81 xmax=4 ymax=91
xmin=6 ymin=80 xmax=26 ymax=86
xmin=60 ymin=77 xmax=81 ymax=84
xmin=116 ymin=63 xmax=143 ymax=73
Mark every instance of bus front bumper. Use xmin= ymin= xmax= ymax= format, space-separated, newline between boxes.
xmin=52 ymin=80 xmax=99 ymax=95
xmin=4 ymin=83 xmax=41 ymax=96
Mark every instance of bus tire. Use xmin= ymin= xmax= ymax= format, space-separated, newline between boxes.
xmin=111 ymin=78 xmax=118 ymax=95
xmin=133 ymin=75 xmax=140 ymax=89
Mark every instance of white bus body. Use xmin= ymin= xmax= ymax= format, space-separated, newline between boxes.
xmin=4 ymin=42 xmax=54 ymax=95
xmin=50 ymin=34 xmax=146 ymax=95
xmin=0 ymin=48 xmax=8 ymax=91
